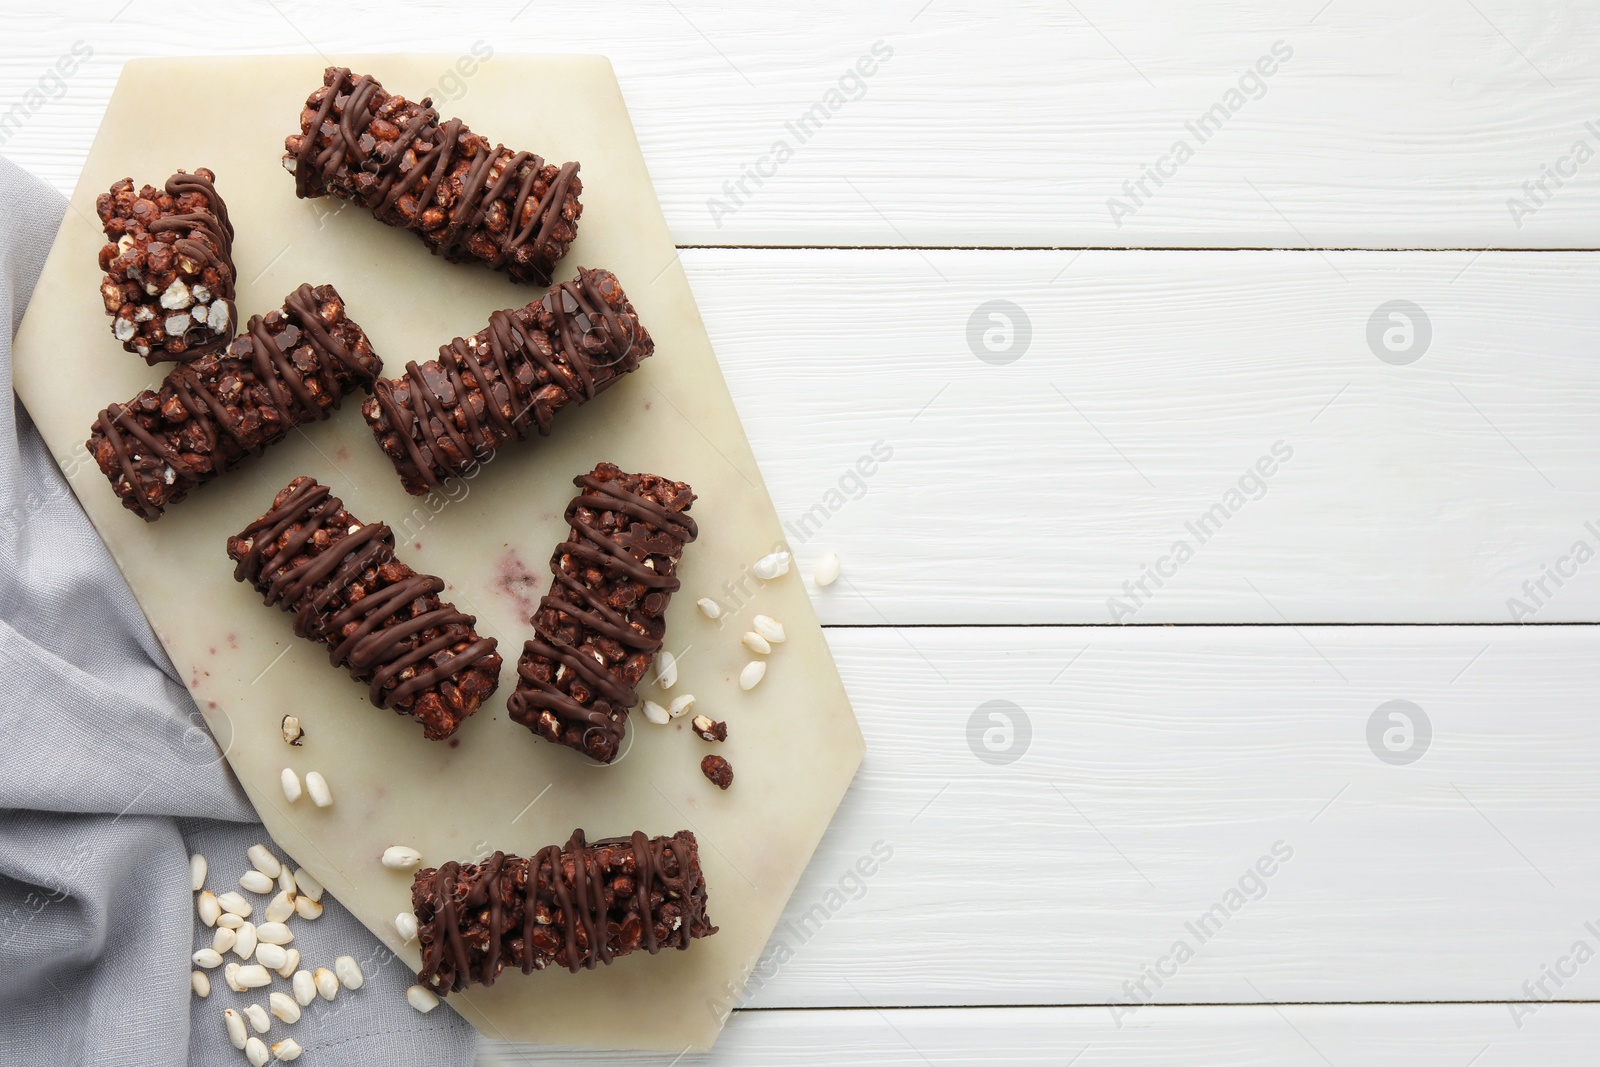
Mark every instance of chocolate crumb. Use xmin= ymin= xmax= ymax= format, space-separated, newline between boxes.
xmin=690 ymin=715 xmax=727 ymax=743
xmin=701 ymin=754 xmax=733 ymax=790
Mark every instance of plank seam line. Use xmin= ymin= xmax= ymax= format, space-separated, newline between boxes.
xmin=675 ymin=244 xmax=1600 ymax=254
xmin=734 ymin=999 xmax=1600 ymax=1012
xmin=819 ymin=621 xmax=1600 ymax=630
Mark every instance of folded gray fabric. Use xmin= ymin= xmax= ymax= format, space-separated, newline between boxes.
xmin=0 ymin=156 xmax=477 ymax=1066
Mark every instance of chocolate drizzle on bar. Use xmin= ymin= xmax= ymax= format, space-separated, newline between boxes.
xmin=152 ymin=171 xmax=235 ymax=300
xmin=362 ymin=267 xmax=652 ymax=495
xmin=507 ymin=464 xmax=697 ymax=763
xmin=284 ymin=66 xmax=581 ymax=286
xmin=412 ymin=829 xmax=716 ymax=992
xmin=226 ymin=477 xmax=501 ymax=739
xmin=88 ymin=283 xmax=381 ymax=521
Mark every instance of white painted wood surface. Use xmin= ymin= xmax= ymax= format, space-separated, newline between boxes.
xmin=483 ymin=1005 xmax=1600 ymax=1066
xmin=686 ymin=247 xmax=1600 ymax=625
xmin=740 ymin=625 xmax=1600 ymax=1007
xmin=4 ymin=2 xmax=1598 ymax=1064
xmin=5 ymin=1 xmax=1600 ymax=247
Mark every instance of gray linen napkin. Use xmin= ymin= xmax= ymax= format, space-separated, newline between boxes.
xmin=0 ymin=154 xmax=477 ymax=1067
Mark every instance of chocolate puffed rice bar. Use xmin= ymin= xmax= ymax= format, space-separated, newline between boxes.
xmin=507 ymin=464 xmax=697 ymax=764
xmin=284 ymin=66 xmax=581 ymax=286
xmin=87 ymin=283 xmax=380 ymax=521
xmin=362 ymin=267 xmax=651 ymax=496
xmin=412 ymin=829 xmax=715 ymax=992
xmin=227 ymin=476 xmax=501 ymax=740
xmin=96 ymin=168 xmax=237 ymax=363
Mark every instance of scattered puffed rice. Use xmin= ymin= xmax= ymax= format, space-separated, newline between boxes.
xmin=216 ymin=891 xmax=252 ymax=918
xmin=276 ymin=948 xmax=300 ymax=980
xmin=217 ymin=913 xmax=244 ymax=930
xmin=277 ymin=867 xmax=297 ymax=897
xmin=281 ymin=715 xmax=304 ymax=746
xmin=753 ymin=614 xmax=786 ymax=643
xmin=224 ymin=1008 xmax=247 ymax=1050
xmin=292 ymin=869 xmax=323 ymax=903
xmin=292 ymin=970 xmax=316 ymax=1006
xmin=191 ymin=970 xmax=210 ymax=998
xmin=247 ymin=844 xmax=282 ymax=879
xmin=240 ymin=870 xmax=274 ymax=894
xmin=814 ymin=551 xmax=841 ymax=587
xmin=381 ymin=846 xmax=422 ymax=870
xmin=272 ymin=1038 xmax=304 ymax=1062
xmin=212 ymin=927 xmax=236 ymax=955
xmin=669 ymin=694 xmax=696 ymax=719
xmin=280 ymin=768 xmax=302 ymax=803
xmin=295 ymin=896 xmax=323 ymax=921
xmin=255 ymin=943 xmax=288 ymax=971
xmin=236 ymin=964 xmax=271 ymax=989
xmin=395 ymin=912 xmax=418 ymax=942
xmin=334 ymin=955 xmax=364 ymax=990
xmin=753 ymin=551 xmax=792 ymax=580
xmin=269 ymin=991 xmax=301 ymax=1024
xmin=243 ymin=1002 xmax=270 ymax=1034
xmin=655 ymin=651 xmax=678 ymax=690
xmin=305 ymin=772 xmax=332 ymax=808
xmin=224 ymin=962 xmax=243 ymax=993
xmin=197 ymin=890 xmax=221 ymax=927
xmin=245 ymin=1035 xmax=269 ymax=1067
xmin=314 ymin=967 xmax=338 ymax=1001
xmin=192 ymin=948 xmax=223 ymax=969
xmin=642 ymin=700 xmax=670 ymax=725
xmin=407 ymin=985 xmax=440 ymax=1013
xmin=739 ymin=660 xmax=767 ymax=690
xmin=256 ymin=921 xmax=293 ymax=945
xmin=696 ymin=597 xmax=722 ymax=619
xmin=264 ymin=890 xmax=295 ymax=924
xmin=233 ymin=922 xmax=257 ymax=961
xmin=742 ymin=631 xmax=772 ymax=655
xmin=189 ymin=854 xmax=207 ymax=892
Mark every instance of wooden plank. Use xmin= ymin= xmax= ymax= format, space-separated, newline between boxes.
xmin=4 ymin=2 xmax=1600 ymax=246
xmin=480 ymin=1003 xmax=1600 ymax=1065
xmin=658 ymin=626 xmax=1600 ymax=1008
xmin=686 ymin=248 xmax=1600 ymax=624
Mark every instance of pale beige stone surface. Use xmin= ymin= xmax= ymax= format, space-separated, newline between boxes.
xmin=12 ymin=54 xmax=862 ymax=1051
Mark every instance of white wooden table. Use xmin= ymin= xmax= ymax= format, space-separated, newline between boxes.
xmin=8 ymin=2 xmax=1600 ymax=1062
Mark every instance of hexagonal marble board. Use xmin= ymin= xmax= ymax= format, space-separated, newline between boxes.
xmin=11 ymin=55 xmax=863 ymax=1051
